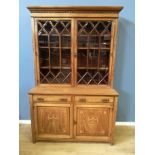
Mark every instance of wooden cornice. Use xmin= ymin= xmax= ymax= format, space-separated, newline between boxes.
xmin=27 ymin=6 xmax=123 ymax=14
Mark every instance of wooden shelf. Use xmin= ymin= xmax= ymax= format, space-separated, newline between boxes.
xmin=78 ymin=47 xmax=110 ymax=50
xmin=39 ymin=46 xmax=49 ymax=49
xmin=40 ymin=47 xmax=109 ymax=50
xmin=77 ymin=67 xmax=109 ymax=70
xmin=39 ymin=46 xmax=71 ymax=49
xmin=78 ymin=34 xmax=110 ymax=37
xmin=51 ymin=47 xmax=71 ymax=49
xmin=39 ymin=34 xmax=71 ymax=36
xmin=40 ymin=66 xmax=71 ymax=69
xmin=39 ymin=45 xmax=110 ymax=51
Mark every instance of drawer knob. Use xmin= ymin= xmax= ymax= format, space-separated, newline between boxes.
xmin=102 ymin=99 xmax=109 ymax=102
xmin=60 ymin=98 xmax=67 ymax=102
xmin=79 ymin=98 xmax=86 ymax=102
xmin=37 ymin=97 xmax=44 ymax=101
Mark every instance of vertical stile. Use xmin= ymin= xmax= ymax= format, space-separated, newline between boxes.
xmin=34 ymin=18 xmax=40 ymax=85
xmin=74 ymin=19 xmax=78 ymax=86
xmin=98 ymin=33 xmax=101 ymax=83
xmin=31 ymin=18 xmax=38 ymax=85
xmin=86 ymin=34 xmax=88 ymax=75
xmin=71 ymin=19 xmax=75 ymax=86
xmin=29 ymin=95 xmax=36 ymax=143
xmin=108 ymin=19 xmax=117 ymax=86
xmin=59 ymin=29 xmax=62 ymax=72
xmin=48 ymin=34 xmax=51 ymax=71
xmin=87 ymin=34 xmax=89 ymax=74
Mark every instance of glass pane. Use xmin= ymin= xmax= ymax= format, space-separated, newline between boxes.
xmin=77 ymin=49 xmax=87 ymax=68
xmin=89 ymin=36 xmax=99 ymax=47
xmin=88 ymin=49 xmax=98 ymax=67
xmin=39 ymin=48 xmax=49 ymax=68
xmin=61 ymin=36 xmax=71 ymax=47
xmin=100 ymin=50 xmax=110 ymax=68
xmin=77 ymin=20 xmax=112 ymax=85
xmin=77 ymin=69 xmax=109 ymax=85
xmin=38 ymin=35 xmax=48 ymax=47
xmin=78 ymin=36 xmax=88 ymax=47
xmin=50 ymin=48 xmax=60 ymax=67
xmin=50 ymin=35 xmax=59 ymax=47
xmin=38 ymin=20 xmax=71 ymax=84
xmin=62 ymin=49 xmax=71 ymax=68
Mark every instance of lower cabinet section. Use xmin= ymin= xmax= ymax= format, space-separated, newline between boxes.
xmin=29 ymin=95 xmax=118 ymax=144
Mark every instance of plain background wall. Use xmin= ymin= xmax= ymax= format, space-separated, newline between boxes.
xmin=19 ymin=0 xmax=135 ymax=122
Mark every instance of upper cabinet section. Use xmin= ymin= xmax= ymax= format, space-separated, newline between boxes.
xmin=28 ymin=6 xmax=123 ymax=86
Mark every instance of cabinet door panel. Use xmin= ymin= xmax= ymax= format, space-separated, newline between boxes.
xmin=35 ymin=103 xmax=73 ymax=139
xmin=37 ymin=19 xmax=72 ymax=85
xmin=76 ymin=20 xmax=112 ymax=85
xmin=75 ymin=104 xmax=111 ymax=138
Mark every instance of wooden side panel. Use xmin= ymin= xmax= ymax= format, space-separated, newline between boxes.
xmin=29 ymin=95 xmax=36 ymax=143
xmin=110 ymin=97 xmax=118 ymax=144
xmin=31 ymin=18 xmax=39 ymax=85
xmin=35 ymin=103 xmax=73 ymax=139
xmin=109 ymin=19 xmax=119 ymax=86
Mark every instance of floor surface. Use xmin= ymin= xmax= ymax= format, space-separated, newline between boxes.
xmin=19 ymin=124 xmax=135 ymax=155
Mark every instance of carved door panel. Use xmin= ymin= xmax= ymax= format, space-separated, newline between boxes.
xmin=75 ymin=104 xmax=112 ymax=139
xmin=34 ymin=103 xmax=73 ymax=139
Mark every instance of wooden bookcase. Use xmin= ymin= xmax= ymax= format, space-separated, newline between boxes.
xmin=28 ymin=6 xmax=123 ymax=144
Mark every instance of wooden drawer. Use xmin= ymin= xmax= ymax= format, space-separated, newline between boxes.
xmin=75 ymin=96 xmax=113 ymax=103
xmin=33 ymin=95 xmax=71 ymax=102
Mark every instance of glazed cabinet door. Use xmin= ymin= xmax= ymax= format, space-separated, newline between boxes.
xmin=35 ymin=19 xmax=73 ymax=85
xmin=34 ymin=103 xmax=73 ymax=140
xmin=75 ymin=19 xmax=114 ymax=86
xmin=74 ymin=103 xmax=113 ymax=141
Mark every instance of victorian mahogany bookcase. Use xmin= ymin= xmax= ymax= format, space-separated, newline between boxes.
xmin=28 ymin=6 xmax=123 ymax=144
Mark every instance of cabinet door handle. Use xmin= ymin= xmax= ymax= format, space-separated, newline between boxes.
xmin=37 ymin=97 xmax=44 ymax=101
xmin=102 ymin=99 xmax=109 ymax=102
xmin=60 ymin=98 xmax=67 ymax=102
xmin=79 ymin=98 xmax=86 ymax=102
